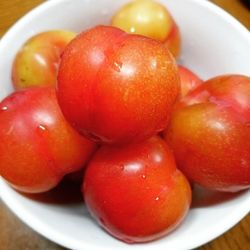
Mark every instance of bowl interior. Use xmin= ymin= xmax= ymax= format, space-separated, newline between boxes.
xmin=0 ymin=0 xmax=250 ymax=250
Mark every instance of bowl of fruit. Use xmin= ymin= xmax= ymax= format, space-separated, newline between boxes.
xmin=0 ymin=0 xmax=249 ymax=250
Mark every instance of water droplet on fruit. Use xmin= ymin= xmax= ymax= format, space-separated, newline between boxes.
xmin=240 ymin=158 xmax=248 ymax=167
xmin=1 ymin=106 xmax=8 ymax=111
xmin=84 ymin=131 xmax=102 ymax=142
xmin=123 ymin=237 xmax=134 ymax=244
xmin=99 ymin=217 xmax=107 ymax=226
xmin=142 ymin=174 xmax=146 ymax=179
xmin=6 ymin=125 xmax=14 ymax=135
xmin=38 ymin=124 xmax=47 ymax=131
xmin=155 ymin=197 xmax=160 ymax=201
xmin=113 ymin=61 xmax=122 ymax=72
xmin=130 ymin=26 xmax=136 ymax=33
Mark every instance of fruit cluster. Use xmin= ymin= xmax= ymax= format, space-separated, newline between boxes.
xmin=0 ymin=0 xmax=249 ymax=244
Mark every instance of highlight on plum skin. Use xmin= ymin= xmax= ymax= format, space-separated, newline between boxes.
xmin=165 ymin=74 xmax=250 ymax=192
xmin=12 ymin=30 xmax=76 ymax=90
xmin=57 ymin=25 xmax=180 ymax=145
xmin=111 ymin=0 xmax=181 ymax=58
xmin=0 ymin=87 xmax=96 ymax=193
xmin=84 ymin=136 xmax=191 ymax=243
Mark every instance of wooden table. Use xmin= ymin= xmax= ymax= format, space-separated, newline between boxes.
xmin=0 ymin=0 xmax=249 ymax=249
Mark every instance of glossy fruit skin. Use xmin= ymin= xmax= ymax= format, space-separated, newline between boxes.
xmin=111 ymin=0 xmax=181 ymax=58
xmin=178 ymin=65 xmax=203 ymax=98
xmin=84 ymin=136 xmax=191 ymax=243
xmin=0 ymin=87 xmax=96 ymax=193
xmin=163 ymin=21 xmax=181 ymax=58
xmin=165 ymin=75 xmax=250 ymax=192
xmin=12 ymin=30 xmax=76 ymax=90
xmin=57 ymin=25 xmax=180 ymax=145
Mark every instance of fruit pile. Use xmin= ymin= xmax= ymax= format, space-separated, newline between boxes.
xmin=0 ymin=0 xmax=249 ymax=244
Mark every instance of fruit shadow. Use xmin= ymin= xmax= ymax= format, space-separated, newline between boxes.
xmin=22 ymin=178 xmax=83 ymax=205
xmin=191 ymin=184 xmax=245 ymax=208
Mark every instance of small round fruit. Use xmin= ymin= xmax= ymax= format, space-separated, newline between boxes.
xmin=0 ymin=87 xmax=96 ymax=193
xmin=84 ymin=136 xmax=191 ymax=243
xmin=57 ymin=25 xmax=180 ymax=145
xmin=111 ymin=0 xmax=181 ymax=58
xmin=165 ymin=75 xmax=250 ymax=192
xmin=178 ymin=65 xmax=203 ymax=98
xmin=12 ymin=30 xmax=76 ymax=89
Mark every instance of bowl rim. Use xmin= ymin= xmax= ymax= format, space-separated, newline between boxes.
xmin=0 ymin=0 xmax=249 ymax=51
xmin=0 ymin=0 xmax=250 ymax=250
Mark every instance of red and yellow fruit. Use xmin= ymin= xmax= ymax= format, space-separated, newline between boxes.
xmin=178 ymin=65 xmax=203 ymax=98
xmin=0 ymin=87 xmax=96 ymax=193
xmin=165 ymin=75 xmax=250 ymax=192
xmin=84 ymin=136 xmax=191 ymax=243
xmin=12 ymin=30 xmax=76 ymax=89
xmin=57 ymin=25 xmax=180 ymax=145
xmin=111 ymin=0 xmax=181 ymax=58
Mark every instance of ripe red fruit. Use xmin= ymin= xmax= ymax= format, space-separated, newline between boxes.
xmin=178 ymin=65 xmax=203 ymax=98
xmin=12 ymin=30 xmax=76 ymax=89
xmin=165 ymin=75 xmax=250 ymax=192
xmin=0 ymin=87 xmax=96 ymax=193
xmin=57 ymin=25 xmax=180 ymax=145
xmin=84 ymin=136 xmax=191 ymax=243
xmin=111 ymin=0 xmax=181 ymax=58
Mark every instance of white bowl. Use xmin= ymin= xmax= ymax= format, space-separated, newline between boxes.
xmin=0 ymin=0 xmax=250 ymax=249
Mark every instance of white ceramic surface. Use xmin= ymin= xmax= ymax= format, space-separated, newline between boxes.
xmin=0 ymin=0 xmax=249 ymax=250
